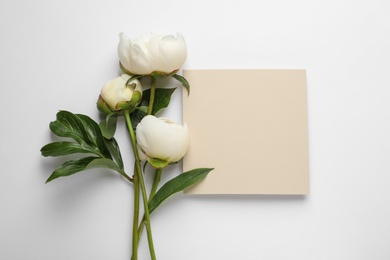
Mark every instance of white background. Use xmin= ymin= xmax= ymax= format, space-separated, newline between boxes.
xmin=1 ymin=0 xmax=390 ymax=259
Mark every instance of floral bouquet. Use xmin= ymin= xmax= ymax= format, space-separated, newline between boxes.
xmin=41 ymin=32 xmax=213 ymax=259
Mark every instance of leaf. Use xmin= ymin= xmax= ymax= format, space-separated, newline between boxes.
xmin=43 ymin=111 xmax=129 ymax=183
xmin=40 ymin=142 xmax=94 ymax=157
xmin=46 ymin=156 xmax=98 ymax=183
xmin=49 ymin=110 xmax=90 ymax=144
xmin=130 ymin=108 xmax=147 ymax=132
xmin=85 ymin=158 xmax=124 ymax=174
xmin=149 ymin=88 xmax=177 ymax=115
xmin=104 ymin=137 xmax=124 ymax=170
xmin=76 ymin=114 xmax=111 ymax=159
xmin=131 ymin=88 xmax=176 ymax=130
xmin=99 ymin=113 xmax=118 ymax=139
xmin=46 ymin=157 xmax=126 ymax=183
xmin=172 ymin=74 xmax=190 ymax=95
xmin=148 ymin=168 xmax=213 ymax=214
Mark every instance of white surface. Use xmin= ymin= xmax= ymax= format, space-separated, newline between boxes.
xmin=1 ymin=0 xmax=390 ymax=259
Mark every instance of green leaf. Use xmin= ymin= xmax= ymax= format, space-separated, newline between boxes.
xmin=104 ymin=137 xmax=124 ymax=170
xmin=85 ymin=158 xmax=124 ymax=173
xmin=148 ymin=168 xmax=213 ymax=214
xmin=130 ymin=108 xmax=147 ymax=132
xmin=172 ymin=74 xmax=190 ymax=95
xmin=49 ymin=111 xmax=90 ymax=144
xmin=131 ymin=88 xmax=176 ymax=130
xmin=46 ymin=156 xmax=126 ymax=183
xmin=99 ymin=113 xmax=118 ymax=139
xmin=150 ymin=88 xmax=177 ymax=115
xmin=46 ymin=156 xmax=98 ymax=183
xmin=40 ymin=142 xmax=94 ymax=157
xmin=43 ymin=111 xmax=129 ymax=183
xmin=76 ymin=114 xmax=111 ymax=159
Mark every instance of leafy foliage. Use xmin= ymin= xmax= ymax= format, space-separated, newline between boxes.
xmin=99 ymin=113 xmax=117 ymax=139
xmin=131 ymin=87 xmax=176 ymax=130
xmin=41 ymin=111 xmax=127 ymax=183
xmin=172 ymin=74 xmax=190 ymax=94
xmin=148 ymin=168 xmax=213 ymax=214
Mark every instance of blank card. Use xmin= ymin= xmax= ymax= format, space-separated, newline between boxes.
xmin=182 ymin=69 xmax=309 ymax=194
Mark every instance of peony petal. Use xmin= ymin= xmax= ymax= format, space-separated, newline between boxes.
xmin=129 ymin=40 xmax=153 ymax=75
xmin=118 ymin=33 xmax=132 ymax=72
xmin=159 ymin=33 xmax=187 ymax=73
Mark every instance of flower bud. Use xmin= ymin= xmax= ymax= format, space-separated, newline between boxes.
xmin=136 ymin=115 xmax=189 ymax=164
xmin=118 ymin=32 xmax=187 ymax=76
xmin=97 ymin=74 xmax=142 ymax=113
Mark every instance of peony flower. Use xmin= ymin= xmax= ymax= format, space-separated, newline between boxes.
xmin=97 ymin=74 xmax=142 ymax=113
xmin=118 ymin=32 xmax=187 ymax=76
xmin=136 ymin=115 xmax=189 ymax=163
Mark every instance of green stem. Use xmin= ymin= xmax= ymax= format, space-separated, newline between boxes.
xmin=124 ymin=110 xmax=156 ymax=260
xmin=120 ymin=171 xmax=134 ymax=183
xmin=147 ymin=76 xmax=156 ymax=115
xmin=137 ymin=76 xmax=159 ymax=247
xmin=149 ymin=169 xmax=162 ymax=201
xmin=137 ymin=168 xmax=162 ymax=241
xmin=131 ymin=164 xmax=139 ymax=260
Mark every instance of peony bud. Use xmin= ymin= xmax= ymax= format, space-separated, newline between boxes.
xmin=118 ymin=32 xmax=187 ymax=76
xmin=97 ymin=74 xmax=142 ymax=113
xmin=136 ymin=115 xmax=189 ymax=164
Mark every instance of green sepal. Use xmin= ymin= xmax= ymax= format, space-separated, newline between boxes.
xmin=97 ymin=95 xmax=113 ymax=115
xmin=136 ymin=106 xmax=148 ymax=113
xmin=148 ymin=168 xmax=213 ymax=214
xmin=116 ymin=101 xmax=135 ymax=111
xmin=172 ymin=74 xmax=190 ymax=95
xmin=147 ymin=158 xmax=169 ymax=169
xmin=151 ymin=70 xmax=178 ymax=77
xmin=115 ymin=90 xmax=142 ymax=111
xmin=119 ymin=62 xmax=178 ymax=77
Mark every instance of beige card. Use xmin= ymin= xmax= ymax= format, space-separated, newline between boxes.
xmin=182 ymin=69 xmax=309 ymax=195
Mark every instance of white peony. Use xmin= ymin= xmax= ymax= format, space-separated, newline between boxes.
xmin=136 ymin=115 xmax=189 ymax=163
xmin=118 ymin=32 xmax=187 ymax=75
xmin=98 ymin=74 xmax=142 ymax=112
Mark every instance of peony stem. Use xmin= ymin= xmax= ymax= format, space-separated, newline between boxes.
xmin=147 ymin=76 xmax=157 ymax=115
xmin=124 ymin=110 xmax=156 ymax=260
xmin=149 ymin=168 xmax=162 ymax=201
xmin=131 ymin=163 xmax=139 ymax=260
xmin=137 ymin=168 xmax=162 ymax=240
xmin=121 ymin=171 xmax=134 ymax=183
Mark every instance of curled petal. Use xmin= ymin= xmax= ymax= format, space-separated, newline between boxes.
xmin=118 ymin=33 xmax=132 ymax=73
xmin=159 ymin=33 xmax=187 ymax=73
